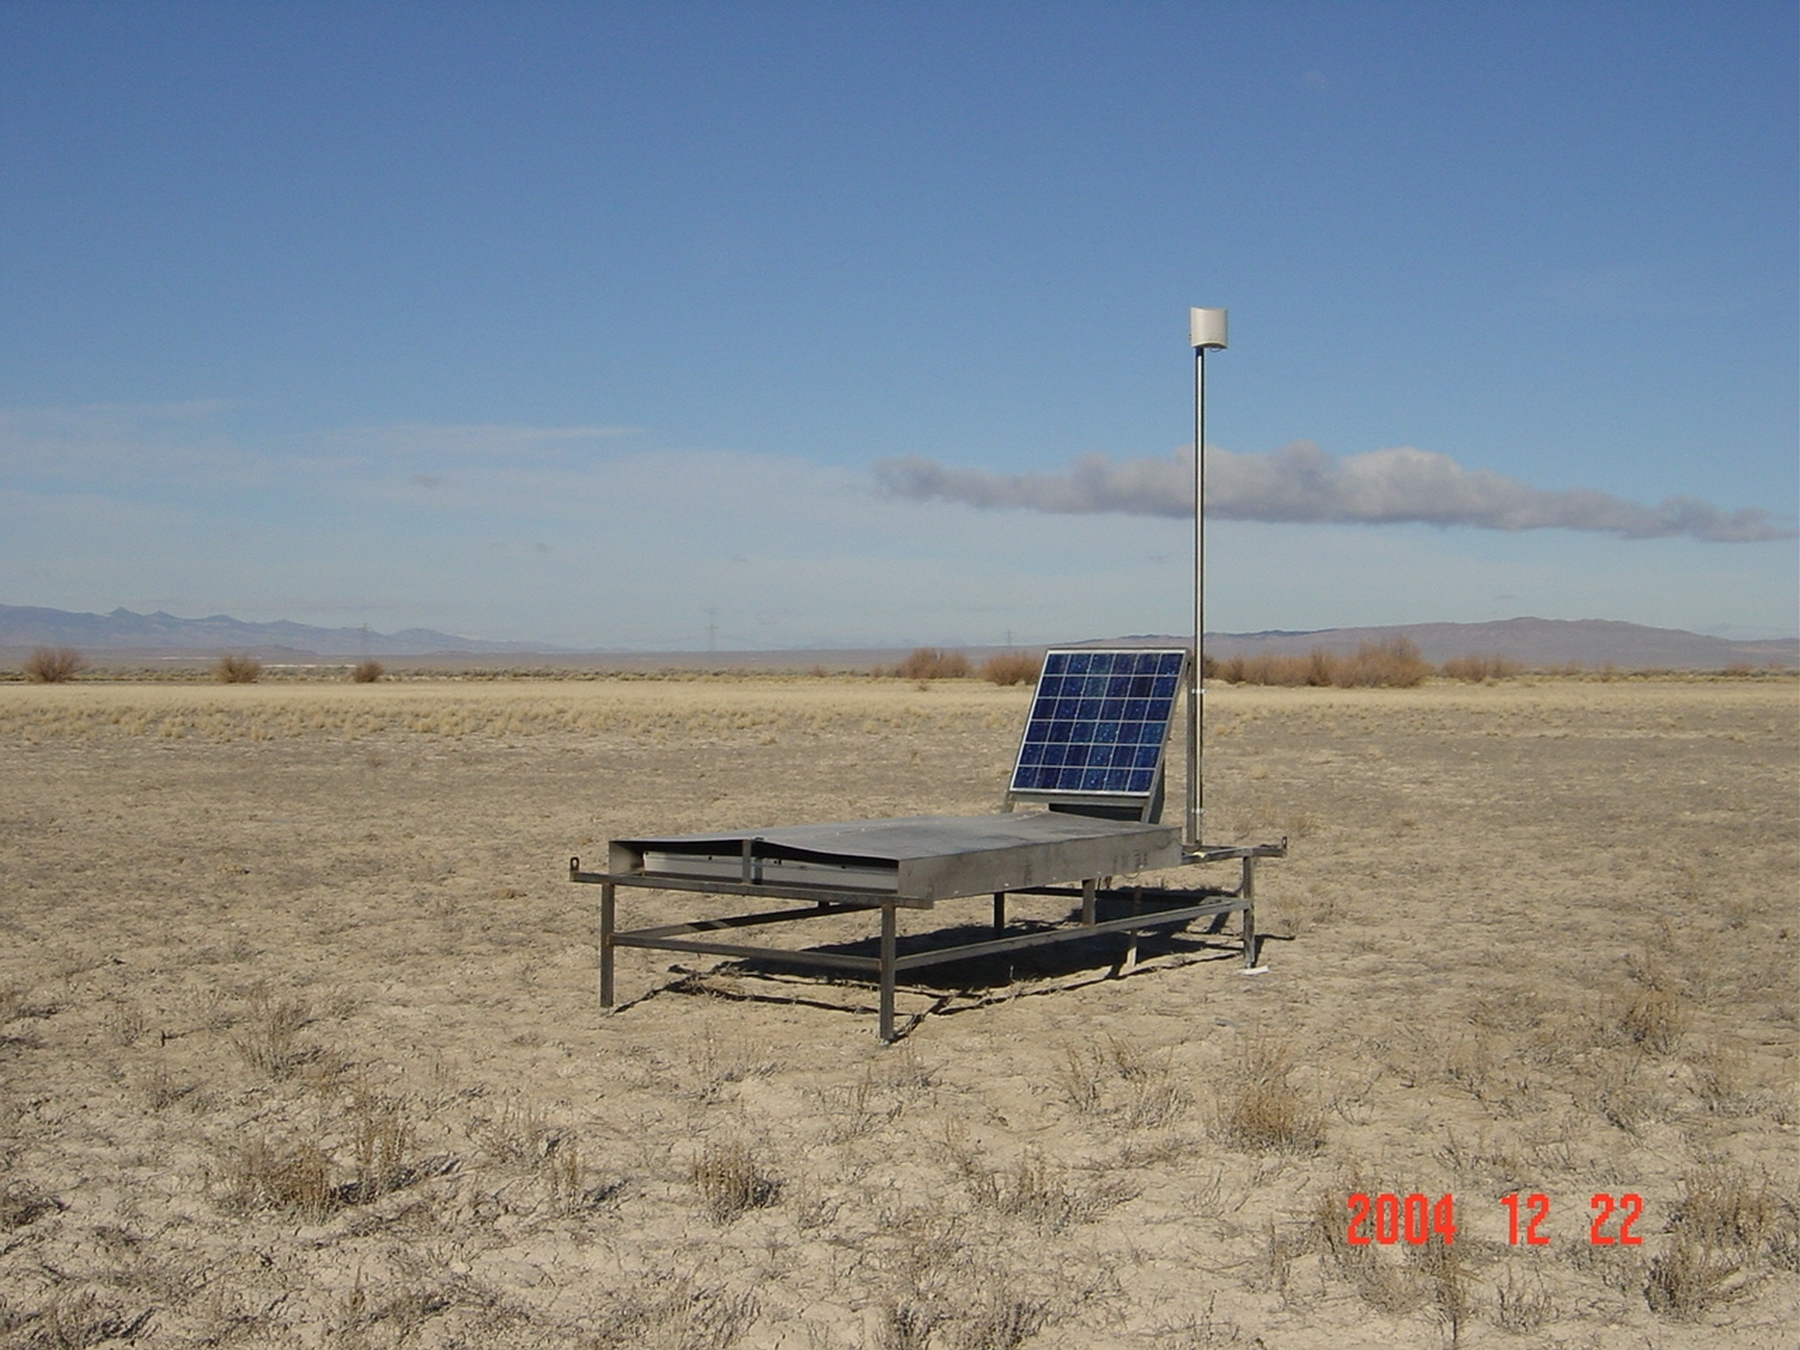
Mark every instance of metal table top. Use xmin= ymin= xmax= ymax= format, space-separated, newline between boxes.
xmin=610 ymin=811 xmax=1182 ymax=905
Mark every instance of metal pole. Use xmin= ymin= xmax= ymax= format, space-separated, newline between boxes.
xmin=1185 ymin=307 xmax=1227 ymax=849
xmin=1189 ymin=343 xmax=1206 ymax=847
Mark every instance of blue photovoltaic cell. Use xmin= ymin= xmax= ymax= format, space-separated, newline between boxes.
xmin=1008 ymin=649 xmax=1186 ymax=797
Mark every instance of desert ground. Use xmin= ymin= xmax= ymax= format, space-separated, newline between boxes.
xmin=0 ymin=674 xmax=1795 ymax=1349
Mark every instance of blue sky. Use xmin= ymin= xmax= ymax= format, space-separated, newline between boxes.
xmin=2 ymin=2 xmax=1794 ymax=650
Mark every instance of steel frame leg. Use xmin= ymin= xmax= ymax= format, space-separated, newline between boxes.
xmin=599 ymin=881 xmax=616 ymax=1007
xmin=1240 ymin=857 xmax=1257 ymax=968
xmin=878 ymin=904 xmax=898 ymax=1041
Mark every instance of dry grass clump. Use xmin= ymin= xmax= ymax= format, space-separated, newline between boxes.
xmin=1644 ymin=1166 xmax=1798 ymax=1319
xmin=541 ymin=1133 xmax=597 ymax=1215
xmin=0 ymin=1179 xmax=64 ymax=1230
xmin=15 ymin=1290 xmax=149 ymax=1348
xmin=980 ymin=651 xmax=1041 ymax=686
xmin=1644 ymin=1236 xmax=1740 ymax=1320
xmin=588 ymin=1277 xmax=758 ymax=1350
xmin=331 ymin=1268 xmax=509 ymax=1348
xmin=213 ymin=652 xmax=263 ymax=683
xmin=1306 ymin=1194 xmax=1470 ymax=1328
xmin=1306 ymin=1192 xmax=1424 ymax=1315
xmin=221 ymin=1088 xmax=447 ymax=1224
xmin=470 ymin=1094 xmax=554 ymax=1168
xmin=465 ymin=1095 xmax=603 ymax=1211
xmin=1494 ymin=1267 xmax=1555 ymax=1332
xmin=895 ymin=647 xmax=972 ymax=680
xmin=815 ymin=1045 xmax=938 ymax=1142
xmin=102 ymin=997 xmax=148 ymax=1047
xmin=965 ymin=1151 xmax=1122 ymax=1233
xmin=1668 ymin=1166 xmax=1789 ymax=1257
xmin=351 ymin=658 xmax=385 ymax=683
xmin=1211 ymin=637 xmax=1429 ymax=688
xmin=942 ymin=1120 xmax=1130 ymax=1235
xmin=1409 ymin=1236 xmax=1472 ymax=1345
xmin=958 ymin=1288 xmax=1050 ymax=1350
xmin=870 ymin=1204 xmax=1071 ymax=1350
xmin=1058 ymin=1035 xmax=1191 ymax=1130
xmin=1593 ymin=1056 xmax=1659 ymax=1135
xmin=1689 ymin=1039 xmax=1753 ymax=1114
xmin=344 ymin=1088 xmax=416 ymax=1205
xmin=224 ymin=1138 xmax=334 ymax=1222
xmin=818 ymin=1070 xmax=907 ymax=1143
xmin=689 ymin=1025 xmax=782 ymax=1102
xmin=23 ymin=646 xmax=86 ymax=683
xmin=689 ymin=1140 xmax=781 ymax=1222
xmin=877 ymin=1300 xmax=937 ymax=1350
xmin=229 ymin=985 xmax=313 ymax=1078
xmin=1617 ymin=986 xmax=1689 ymax=1056
xmin=1215 ymin=1040 xmax=1326 ymax=1153
xmin=1440 ymin=651 xmax=1522 ymax=682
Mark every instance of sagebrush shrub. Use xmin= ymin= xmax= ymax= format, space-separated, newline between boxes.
xmin=214 ymin=653 xmax=263 ymax=683
xmin=24 ymin=647 xmax=85 ymax=683
xmin=1206 ymin=638 xmax=1429 ymax=688
xmin=897 ymin=648 xmax=971 ymax=680
xmin=1441 ymin=652 xmax=1521 ymax=682
xmin=981 ymin=651 xmax=1041 ymax=686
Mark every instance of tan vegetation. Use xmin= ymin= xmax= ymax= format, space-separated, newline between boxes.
xmin=895 ymin=646 xmax=973 ymax=680
xmin=1205 ymin=644 xmax=1788 ymax=686
xmin=1209 ymin=635 xmax=1431 ymax=688
xmin=212 ymin=651 xmax=263 ymax=682
xmin=22 ymin=645 xmax=85 ymax=683
xmin=0 ymin=675 xmax=1793 ymax=1346
xmin=351 ymin=658 xmax=385 ymax=683
xmin=1439 ymin=651 xmax=1523 ymax=682
xmin=1214 ymin=1038 xmax=1327 ymax=1153
xmin=980 ymin=650 xmax=1042 ymax=686
xmin=689 ymin=1140 xmax=783 ymax=1222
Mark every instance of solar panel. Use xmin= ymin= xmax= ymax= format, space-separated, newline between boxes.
xmin=1008 ymin=649 xmax=1188 ymax=806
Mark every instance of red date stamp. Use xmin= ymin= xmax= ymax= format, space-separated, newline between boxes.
xmin=1347 ymin=1192 xmax=1646 ymax=1246
xmin=1347 ymin=1192 xmax=1458 ymax=1245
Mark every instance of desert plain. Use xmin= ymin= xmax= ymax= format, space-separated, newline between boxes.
xmin=0 ymin=673 xmax=1795 ymax=1349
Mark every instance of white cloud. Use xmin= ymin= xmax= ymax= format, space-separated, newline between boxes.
xmin=4 ymin=406 xmax=1793 ymax=645
xmin=873 ymin=441 xmax=1797 ymax=543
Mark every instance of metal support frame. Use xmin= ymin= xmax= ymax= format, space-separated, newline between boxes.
xmin=572 ymin=842 xmax=1281 ymax=1040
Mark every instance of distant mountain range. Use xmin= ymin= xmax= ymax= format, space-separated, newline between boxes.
xmin=0 ymin=603 xmax=1793 ymax=669
xmin=0 ymin=604 xmax=564 ymax=658
xmin=1160 ymin=617 xmax=1797 ymax=670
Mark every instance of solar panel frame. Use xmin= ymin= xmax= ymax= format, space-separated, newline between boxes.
xmin=1006 ymin=648 xmax=1189 ymax=818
